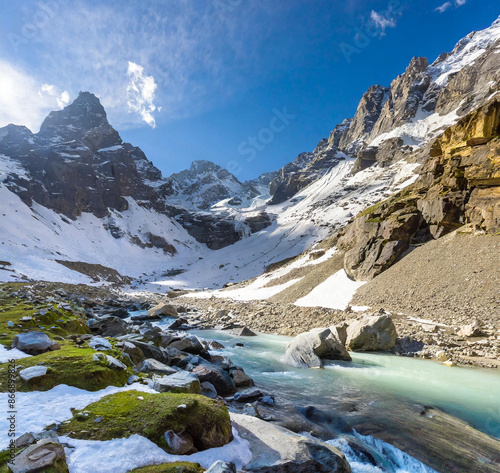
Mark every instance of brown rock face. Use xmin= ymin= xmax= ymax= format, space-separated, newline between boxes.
xmin=339 ymin=98 xmax=500 ymax=280
xmin=369 ymin=57 xmax=431 ymax=140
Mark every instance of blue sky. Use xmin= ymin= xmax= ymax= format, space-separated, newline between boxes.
xmin=1 ymin=0 xmax=498 ymax=181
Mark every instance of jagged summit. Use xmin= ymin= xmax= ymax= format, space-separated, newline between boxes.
xmin=38 ymin=91 xmax=121 ymax=148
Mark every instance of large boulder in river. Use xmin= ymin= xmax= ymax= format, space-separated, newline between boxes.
xmin=192 ymin=363 xmax=236 ymax=396
xmin=283 ymin=328 xmax=351 ymax=369
xmin=12 ymin=331 xmax=60 ymax=355
xmin=345 ymin=314 xmax=397 ymax=351
xmin=167 ymin=334 xmax=205 ymax=355
xmin=231 ymin=413 xmax=351 ymax=472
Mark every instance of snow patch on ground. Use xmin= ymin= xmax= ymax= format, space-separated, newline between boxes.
xmin=187 ymin=277 xmax=303 ymax=301
xmin=0 ymin=344 xmax=31 ymax=362
xmin=295 ymin=270 xmax=366 ymax=310
xmin=62 ymin=427 xmax=252 ymax=473
xmin=0 ymin=383 xmax=156 ymax=450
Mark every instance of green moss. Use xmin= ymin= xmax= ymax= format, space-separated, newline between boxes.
xmin=0 ymin=447 xmax=16 ymax=473
xmin=58 ymin=390 xmax=232 ymax=452
xmin=127 ymin=463 xmax=204 ymax=473
xmin=358 ymin=199 xmax=386 ymax=218
xmin=0 ymin=344 xmax=132 ymax=392
xmin=0 ymin=286 xmax=90 ymax=346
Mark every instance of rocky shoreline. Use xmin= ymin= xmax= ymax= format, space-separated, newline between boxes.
xmin=174 ymin=296 xmax=500 ymax=369
xmin=0 ymin=282 xmax=354 ymax=473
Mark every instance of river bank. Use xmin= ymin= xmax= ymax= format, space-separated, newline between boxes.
xmin=176 ymin=296 xmax=500 ymax=369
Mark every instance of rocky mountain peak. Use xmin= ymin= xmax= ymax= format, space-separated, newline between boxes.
xmin=190 ymin=160 xmax=230 ymax=176
xmin=38 ymin=91 xmax=119 ymax=147
xmin=0 ymin=124 xmax=34 ymax=143
xmin=405 ymin=56 xmax=429 ymax=75
xmin=0 ymin=124 xmax=36 ymax=156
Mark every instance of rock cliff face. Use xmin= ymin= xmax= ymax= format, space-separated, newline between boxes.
xmin=268 ymin=138 xmax=348 ymax=205
xmin=0 ymin=92 xmax=172 ymax=220
xmin=338 ymin=98 xmax=500 ymax=280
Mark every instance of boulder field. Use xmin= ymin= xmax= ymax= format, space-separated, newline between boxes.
xmin=0 ymin=283 xmax=352 ymax=473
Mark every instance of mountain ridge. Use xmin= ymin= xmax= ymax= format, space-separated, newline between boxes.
xmin=1 ymin=16 xmax=500 ymax=290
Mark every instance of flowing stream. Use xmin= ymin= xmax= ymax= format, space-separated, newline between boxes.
xmin=147 ymin=314 xmax=500 ymax=472
xmin=177 ymin=327 xmax=500 ymax=473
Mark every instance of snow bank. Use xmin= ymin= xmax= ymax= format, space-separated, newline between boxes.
xmin=0 ymin=344 xmax=31 ymax=362
xmin=0 ymin=383 xmax=156 ymax=450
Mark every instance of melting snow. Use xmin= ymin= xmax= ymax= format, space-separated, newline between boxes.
xmin=0 ymin=344 xmax=32 ymax=362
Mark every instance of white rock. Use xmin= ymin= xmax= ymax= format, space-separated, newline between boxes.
xmin=89 ymin=337 xmax=112 ymax=351
xmin=19 ymin=366 xmax=47 ymax=381
xmin=105 ymin=355 xmax=127 ymax=370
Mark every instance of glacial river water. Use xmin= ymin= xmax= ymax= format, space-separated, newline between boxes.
xmin=181 ymin=327 xmax=500 ymax=473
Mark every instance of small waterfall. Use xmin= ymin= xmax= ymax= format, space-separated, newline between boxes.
xmin=328 ymin=433 xmax=438 ymax=473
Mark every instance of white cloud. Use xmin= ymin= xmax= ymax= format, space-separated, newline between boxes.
xmin=435 ymin=2 xmax=452 ymax=13
xmin=40 ymin=84 xmax=70 ymax=109
xmin=126 ymin=61 xmax=158 ymax=128
xmin=370 ymin=10 xmax=398 ymax=37
xmin=9 ymin=1 xmax=275 ymax=129
xmin=0 ymin=60 xmax=70 ymax=132
xmin=435 ymin=0 xmax=467 ymax=13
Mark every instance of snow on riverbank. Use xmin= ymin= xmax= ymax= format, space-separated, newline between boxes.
xmin=0 ymin=382 xmax=253 ymax=473
xmin=0 ymin=383 xmax=156 ymax=450
xmin=0 ymin=344 xmax=31 ymax=362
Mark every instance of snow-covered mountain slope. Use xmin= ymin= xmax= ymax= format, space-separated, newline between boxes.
xmin=137 ymin=157 xmax=420 ymax=292
xmin=0 ymin=182 xmax=207 ymax=284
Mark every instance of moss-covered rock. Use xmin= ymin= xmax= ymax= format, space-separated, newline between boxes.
xmin=127 ymin=462 xmax=204 ymax=473
xmin=58 ymin=390 xmax=233 ymax=452
xmin=0 ymin=285 xmax=90 ymax=346
xmin=0 ymin=343 xmax=132 ymax=392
